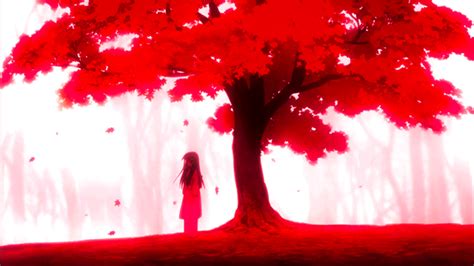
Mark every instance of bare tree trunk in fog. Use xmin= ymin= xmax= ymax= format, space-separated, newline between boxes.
xmin=347 ymin=154 xmax=360 ymax=224
xmin=425 ymin=134 xmax=450 ymax=223
xmin=306 ymin=162 xmax=338 ymax=224
xmin=4 ymin=135 xmax=27 ymax=222
xmin=360 ymin=120 xmax=408 ymax=223
xmin=61 ymin=170 xmax=82 ymax=240
xmin=306 ymin=111 xmax=346 ymax=224
xmin=0 ymin=100 xmax=5 ymax=222
xmin=0 ymin=136 xmax=9 ymax=219
xmin=306 ymin=164 xmax=320 ymax=223
xmin=143 ymin=97 xmax=167 ymax=234
xmin=450 ymin=159 xmax=473 ymax=223
xmin=382 ymin=130 xmax=409 ymax=222
xmin=35 ymin=170 xmax=64 ymax=229
xmin=409 ymin=129 xmax=426 ymax=222
xmin=118 ymin=95 xmax=165 ymax=235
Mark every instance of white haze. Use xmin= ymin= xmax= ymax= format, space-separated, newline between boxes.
xmin=0 ymin=0 xmax=473 ymax=245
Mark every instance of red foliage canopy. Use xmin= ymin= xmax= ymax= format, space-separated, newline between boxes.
xmin=1 ymin=0 xmax=472 ymax=163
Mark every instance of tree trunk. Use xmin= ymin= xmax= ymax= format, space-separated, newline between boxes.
xmin=232 ymin=120 xmax=281 ymax=227
xmin=425 ymin=133 xmax=449 ymax=223
xmin=451 ymin=159 xmax=473 ymax=223
xmin=221 ymin=77 xmax=283 ymax=230
xmin=409 ymin=129 xmax=426 ymax=223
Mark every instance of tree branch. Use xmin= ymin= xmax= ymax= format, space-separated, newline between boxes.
xmin=197 ymin=12 xmax=209 ymax=24
xmin=298 ymin=73 xmax=347 ymax=92
xmin=262 ymin=56 xmax=307 ymax=124
xmin=166 ymin=2 xmax=172 ymax=23
xmin=263 ymin=73 xmax=361 ymax=124
xmin=262 ymin=83 xmax=294 ymax=124
xmin=209 ymin=1 xmax=221 ymax=18
xmin=345 ymin=26 xmax=369 ymax=45
xmin=197 ymin=0 xmax=221 ymax=24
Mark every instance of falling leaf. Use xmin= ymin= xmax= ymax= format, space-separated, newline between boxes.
xmin=183 ymin=119 xmax=189 ymax=126
xmin=271 ymin=158 xmax=276 ymax=162
xmin=108 ymin=230 xmax=115 ymax=236
xmin=297 ymin=189 xmax=300 ymax=192
xmin=215 ymin=186 xmax=219 ymax=195
xmin=106 ymin=127 xmax=115 ymax=133
xmin=29 ymin=157 xmax=35 ymax=162
xmin=173 ymin=200 xmax=177 ymax=205
xmin=114 ymin=199 xmax=121 ymax=207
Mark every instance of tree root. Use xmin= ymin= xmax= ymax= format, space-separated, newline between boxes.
xmin=212 ymin=209 xmax=305 ymax=234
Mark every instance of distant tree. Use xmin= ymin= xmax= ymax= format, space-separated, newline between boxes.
xmin=1 ymin=0 xmax=473 ymax=229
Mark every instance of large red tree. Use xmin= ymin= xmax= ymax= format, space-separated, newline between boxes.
xmin=1 ymin=0 xmax=473 ymax=229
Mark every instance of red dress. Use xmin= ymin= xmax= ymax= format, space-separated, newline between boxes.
xmin=179 ymin=171 xmax=202 ymax=220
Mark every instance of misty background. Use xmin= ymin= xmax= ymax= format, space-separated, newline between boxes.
xmin=0 ymin=0 xmax=473 ymax=245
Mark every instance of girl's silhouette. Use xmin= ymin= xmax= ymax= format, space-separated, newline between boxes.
xmin=178 ymin=152 xmax=204 ymax=233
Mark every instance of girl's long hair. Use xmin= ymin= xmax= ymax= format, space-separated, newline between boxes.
xmin=179 ymin=151 xmax=204 ymax=189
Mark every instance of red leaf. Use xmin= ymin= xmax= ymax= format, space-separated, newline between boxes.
xmin=106 ymin=127 xmax=115 ymax=133
xmin=263 ymin=104 xmax=348 ymax=164
xmin=1 ymin=0 xmax=471 ymax=170
xmin=207 ymin=104 xmax=234 ymax=134
xmin=467 ymin=107 xmax=474 ymax=114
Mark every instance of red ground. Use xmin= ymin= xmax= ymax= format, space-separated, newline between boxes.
xmin=0 ymin=224 xmax=472 ymax=265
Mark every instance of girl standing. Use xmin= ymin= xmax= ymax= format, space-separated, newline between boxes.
xmin=178 ymin=152 xmax=204 ymax=233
